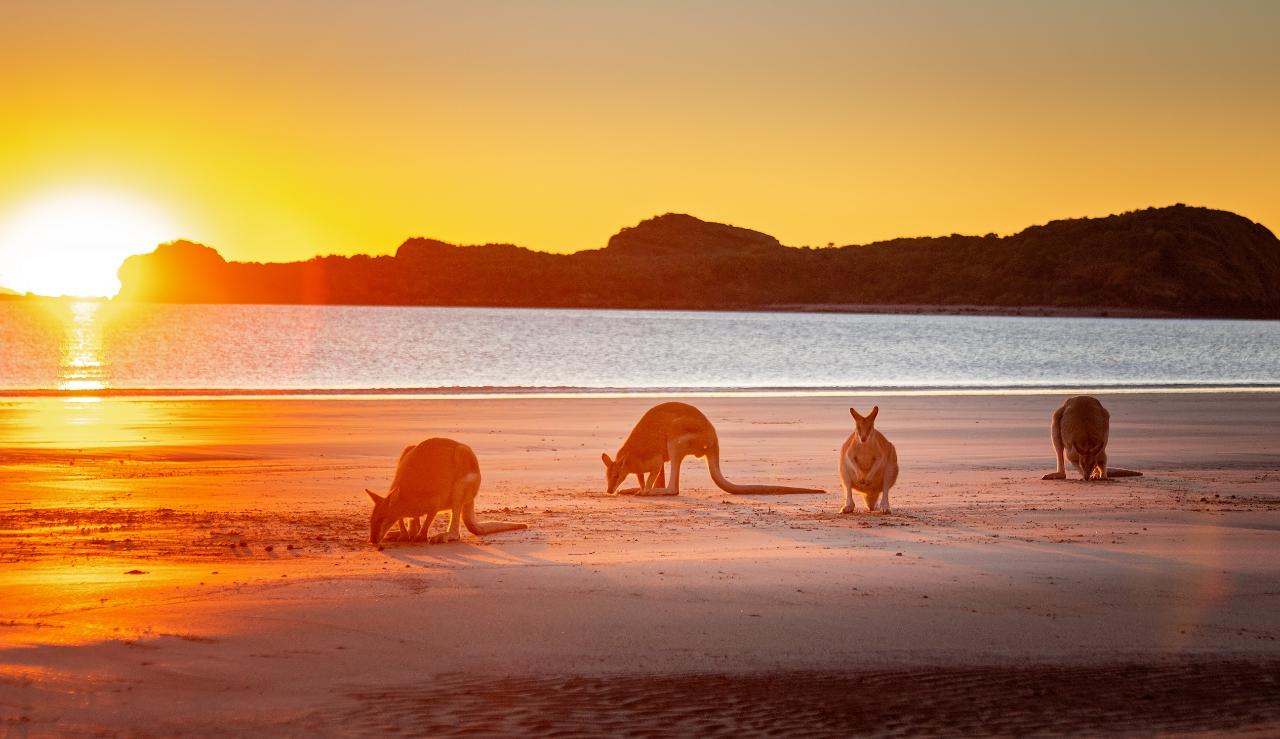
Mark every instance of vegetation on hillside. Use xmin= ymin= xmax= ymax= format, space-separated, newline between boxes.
xmin=115 ymin=205 xmax=1280 ymax=318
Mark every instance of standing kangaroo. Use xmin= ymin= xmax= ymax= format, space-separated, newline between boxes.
xmin=366 ymin=438 xmax=528 ymax=545
xmin=1041 ymin=396 xmax=1142 ymax=481
xmin=601 ymin=401 xmax=825 ymax=496
xmin=838 ymin=405 xmax=899 ymax=514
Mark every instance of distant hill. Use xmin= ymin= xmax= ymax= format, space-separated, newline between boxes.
xmin=605 ymin=213 xmax=785 ymax=257
xmin=116 ymin=206 xmax=1280 ymax=318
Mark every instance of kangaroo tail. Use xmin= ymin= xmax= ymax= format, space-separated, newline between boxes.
xmin=462 ymin=499 xmax=529 ymax=536
xmin=705 ymin=444 xmax=825 ymax=495
xmin=1106 ymin=467 xmax=1143 ymax=477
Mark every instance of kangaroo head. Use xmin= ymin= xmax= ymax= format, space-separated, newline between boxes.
xmin=366 ymin=489 xmax=396 ymax=545
xmin=601 ymin=452 xmax=628 ymax=495
xmin=850 ymin=405 xmax=879 ymax=442
xmin=1075 ymin=439 xmax=1107 ymax=481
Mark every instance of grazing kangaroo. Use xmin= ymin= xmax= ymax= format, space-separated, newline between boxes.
xmin=1041 ymin=396 xmax=1142 ymax=481
xmin=838 ymin=405 xmax=899 ymax=514
xmin=366 ymin=438 xmax=528 ymax=545
xmin=601 ymin=401 xmax=825 ymax=496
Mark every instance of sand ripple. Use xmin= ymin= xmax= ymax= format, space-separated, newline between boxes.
xmin=341 ymin=660 xmax=1280 ymax=737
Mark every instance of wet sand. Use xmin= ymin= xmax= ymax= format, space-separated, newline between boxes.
xmin=1 ymin=393 xmax=1279 ymax=735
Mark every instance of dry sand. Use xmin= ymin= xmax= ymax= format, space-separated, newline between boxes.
xmin=1 ymin=392 xmax=1278 ymax=736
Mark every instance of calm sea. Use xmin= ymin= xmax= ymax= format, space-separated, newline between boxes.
xmin=1 ymin=301 xmax=1277 ymax=395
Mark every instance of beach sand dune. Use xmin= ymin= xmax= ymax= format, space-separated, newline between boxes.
xmin=1 ymin=393 xmax=1278 ymax=735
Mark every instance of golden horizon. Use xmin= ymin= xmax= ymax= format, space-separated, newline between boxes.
xmin=3 ymin=1 xmax=1278 ymax=298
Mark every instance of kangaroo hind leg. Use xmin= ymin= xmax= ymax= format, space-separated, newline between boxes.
xmin=838 ymin=459 xmax=857 ymax=514
xmin=879 ymin=461 xmax=898 ymax=514
xmin=1042 ymin=406 xmax=1068 ymax=480
xmin=429 ymin=473 xmax=475 ymax=544
xmin=429 ymin=506 xmax=462 ymax=543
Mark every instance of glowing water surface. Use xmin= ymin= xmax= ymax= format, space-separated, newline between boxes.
xmin=1 ymin=302 xmax=1277 ymax=394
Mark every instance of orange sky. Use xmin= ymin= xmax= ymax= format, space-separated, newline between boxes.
xmin=1 ymin=1 xmax=1277 ymax=294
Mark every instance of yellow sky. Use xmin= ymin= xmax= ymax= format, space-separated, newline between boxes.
xmin=1 ymin=0 xmax=1277 ymax=294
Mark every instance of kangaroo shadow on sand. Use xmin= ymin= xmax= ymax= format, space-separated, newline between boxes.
xmin=376 ymin=535 xmax=554 ymax=570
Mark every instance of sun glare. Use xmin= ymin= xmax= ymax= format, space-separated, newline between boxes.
xmin=0 ymin=189 xmax=177 ymax=297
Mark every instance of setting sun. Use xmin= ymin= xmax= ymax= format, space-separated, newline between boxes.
xmin=0 ymin=189 xmax=176 ymax=297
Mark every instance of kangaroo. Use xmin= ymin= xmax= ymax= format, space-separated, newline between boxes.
xmin=838 ymin=405 xmax=899 ymax=513
xmin=601 ymin=401 xmax=825 ymax=496
xmin=1041 ymin=396 xmax=1142 ymax=481
xmin=366 ymin=438 xmax=528 ymax=545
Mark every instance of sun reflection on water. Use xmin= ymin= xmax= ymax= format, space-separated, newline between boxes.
xmin=58 ymin=300 xmax=108 ymax=393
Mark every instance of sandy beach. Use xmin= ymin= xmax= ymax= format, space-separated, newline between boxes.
xmin=2 ymin=392 xmax=1279 ymax=736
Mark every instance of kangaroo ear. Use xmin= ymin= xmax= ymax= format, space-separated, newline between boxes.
xmin=849 ymin=407 xmax=860 ymax=419
xmin=868 ymin=406 xmax=879 ymax=422
xmin=601 ymin=453 xmax=613 ymax=468
xmin=365 ymin=489 xmax=385 ymax=504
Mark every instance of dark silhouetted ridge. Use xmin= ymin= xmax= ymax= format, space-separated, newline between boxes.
xmin=115 ymin=206 xmax=1280 ymax=318
xmin=605 ymin=213 xmax=784 ymax=256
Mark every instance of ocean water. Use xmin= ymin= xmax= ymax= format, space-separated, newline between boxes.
xmin=0 ymin=301 xmax=1277 ymax=395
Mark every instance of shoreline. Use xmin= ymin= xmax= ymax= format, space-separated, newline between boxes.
xmin=3 ymin=382 xmax=1280 ymax=400
xmin=764 ymin=302 xmax=1187 ymax=319
xmin=6 ymin=293 xmax=1278 ymax=320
